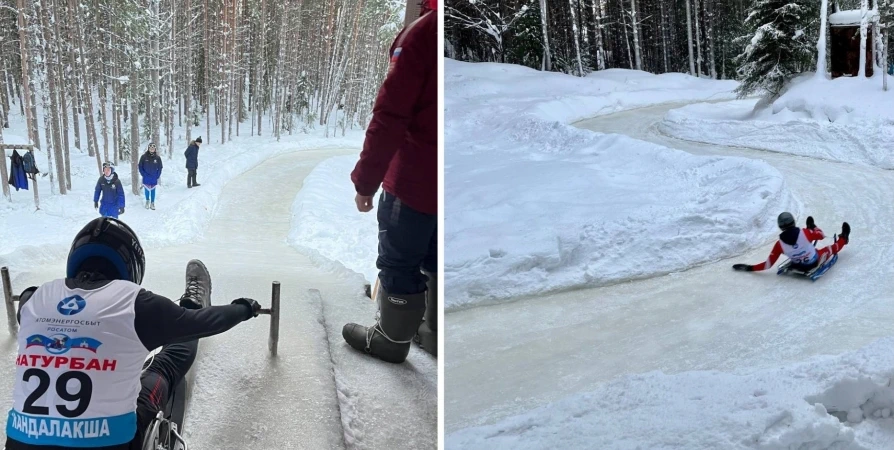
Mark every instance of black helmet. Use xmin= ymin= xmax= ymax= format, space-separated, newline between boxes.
xmin=777 ymin=212 xmax=796 ymax=230
xmin=66 ymin=218 xmax=146 ymax=285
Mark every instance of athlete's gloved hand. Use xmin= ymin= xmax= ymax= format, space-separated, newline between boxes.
xmin=732 ymin=264 xmax=753 ymax=272
xmin=94 ymin=202 xmax=98 ymax=210
xmin=232 ymin=298 xmax=261 ymax=318
xmin=806 ymin=216 xmax=816 ymax=229
xmin=119 ymin=207 xmax=125 ymax=215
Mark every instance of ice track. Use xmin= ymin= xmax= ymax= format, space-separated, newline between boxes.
xmin=445 ymin=102 xmax=894 ymax=433
xmin=0 ymin=149 xmax=437 ymax=450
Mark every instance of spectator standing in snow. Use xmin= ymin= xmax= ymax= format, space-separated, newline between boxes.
xmin=94 ymin=162 xmax=125 ymax=219
xmin=184 ymin=136 xmax=202 ymax=188
xmin=342 ymin=1 xmax=437 ymax=364
xmin=139 ymin=143 xmax=163 ymax=210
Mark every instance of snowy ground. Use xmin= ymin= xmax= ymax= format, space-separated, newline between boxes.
xmin=288 ymin=155 xmax=378 ymax=284
xmin=446 ymin=73 xmax=894 ymax=447
xmin=448 ymin=337 xmax=894 ymax=450
xmin=659 ymin=73 xmax=894 ymax=168
xmin=444 ymin=58 xmax=798 ymax=311
xmin=1 ymin=108 xmax=436 ymax=447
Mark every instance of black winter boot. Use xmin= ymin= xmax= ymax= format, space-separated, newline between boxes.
xmin=839 ymin=222 xmax=850 ymax=244
xmin=342 ymin=285 xmax=426 ymax=364
xmin=414 ymin=270 xmax=437 ymax=358
xmin=179 ymin=259 xmax=212 ymax=308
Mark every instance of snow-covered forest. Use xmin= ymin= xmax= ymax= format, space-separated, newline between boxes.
xmin=445 ymin=0 xmax=894 ymax=81
xmin=0 ymin=0 xmax=406 ymax=198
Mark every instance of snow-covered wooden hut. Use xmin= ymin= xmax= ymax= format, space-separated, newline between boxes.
xmin=828 ymin=9 xmax=881 ymax=78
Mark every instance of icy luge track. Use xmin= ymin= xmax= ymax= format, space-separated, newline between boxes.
xmin=0 ymin=149 xmax=437 ymax=450
xmin=445 ymin=102 xmax=894 ymax=434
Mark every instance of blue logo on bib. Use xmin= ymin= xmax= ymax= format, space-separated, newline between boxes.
xmin=26 ymin=334 xmax=102 ymax=355
xmin=57 ymin=296 xmax=86 ymax=315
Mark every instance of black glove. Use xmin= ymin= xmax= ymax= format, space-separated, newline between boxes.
xmin=232 ymin=298 xmax=261 ymax=318
xmin=732 ymin=264 xmax=753 ymax=272
xmin=806 ymin=216 xmax=815 ymax=229
xmin=94 ymin=202 xmax=98 ymax=210
xmin=119 ymin=207 xmax=125 ymax=215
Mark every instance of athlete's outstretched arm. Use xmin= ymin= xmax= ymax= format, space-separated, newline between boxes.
xmin=734 ymin=241 xmax=783 ymax=272
xmin=133 ymin=289 xmax=254 ymax=350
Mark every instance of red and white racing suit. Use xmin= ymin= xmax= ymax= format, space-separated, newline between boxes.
xmin=746 ymin=227 xmax=847 ymax=271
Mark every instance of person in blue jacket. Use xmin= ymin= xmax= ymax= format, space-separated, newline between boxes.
xmin=94 ymin=162 xmax=125 ymax=219
xmin=184 ymin=136 xmax=202 ymax=188
xmin=139 ymin=143 xmax=163 ymax=210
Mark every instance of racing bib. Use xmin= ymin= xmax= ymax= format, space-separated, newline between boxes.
xmin=7 ymin=279 xmax=149 ymax=447
xmin=780 ymin=229 xmax=819 ymax=265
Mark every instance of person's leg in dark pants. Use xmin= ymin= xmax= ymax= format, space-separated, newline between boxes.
xmin=376 ymin=192 xmax=436 ymax=294
xmin=135 ymin=340 xmax=199 ymax=444
xmin=343 ymin=191 xmax=436 ymax=363
xmin=414 ymin=226 xmax=438 ymax=357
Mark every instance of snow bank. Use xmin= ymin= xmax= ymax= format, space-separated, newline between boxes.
xmin=447 ymin=337 xmax=894 ymax=449
xmin=287 ymin=155 xmax=378 ymax=284
xmin=445 ymin=58 xmax=798 ymax=311
xmin=0 ymin=120 xmax=362 ymax=273
xmin=659 ymin=74 xmax=894 ymax=168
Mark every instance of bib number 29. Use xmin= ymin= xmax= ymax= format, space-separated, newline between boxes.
xmin=22 ymin=369 xmax=93 ymax=418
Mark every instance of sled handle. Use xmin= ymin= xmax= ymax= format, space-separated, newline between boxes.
xmin=2 ymin=267 xmax=18 ymax=336
xmin=256 ymin=282 xmax=280 ymax=357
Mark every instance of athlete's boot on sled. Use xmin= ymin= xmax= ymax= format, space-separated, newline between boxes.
xmin=179 ymin=259 xmax=212 ymax=309
xmin=414 ymin=270 xmax=437 ymax=358
xmin=342 ymin=283 xmax=426 ymax=364
xmin=839 ymin=222 xmax=850 ymax=244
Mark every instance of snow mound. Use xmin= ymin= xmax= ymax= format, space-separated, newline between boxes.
xmin=287 ymin=155 xmax=378 ymax=284
xmin=446 ymin=337 xmax=894 ymax=450
xmin=445 ymin=58 xmax=798 ymax=310
xmin=659 ymin=75 xmax=894 ymax=168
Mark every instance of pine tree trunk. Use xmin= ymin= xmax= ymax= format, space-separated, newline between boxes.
xmin=859 ymin=0 xmax=868 ymax=77
xmin=591 ymin=0 xmax=605 ymax=70
xmin=694 ymin=0 xmax=703 ymax=76
xmin=620 ymin=0 xmax=633 ymax=69
xmin=0 ymin=112 xmax=8 ymax=201
xmin=130 ymin=98 xmax=140 ymax=195
xmin=818 ymin=0 xmax=830 ymax=76
xmin=185 ymin=0 xmax=193 ymax=143
xmin=569 ymin=0 xmax=585 ymax=75
xmin=706 ymin=0 xmax=717 ymax=78
xmin=69 ymin=0 xmax=101 ymax=170
xmin=37 ymin=0 xmax=67 ymax=194
xmin=16 ymin=0 xmax=37 ymax=148
xmin=660 ymin=0 xmax=669 ymax=72
xmin=257 ymin=0 xmax=266 ymax=136
xmin=685 ymin=0 xmax=696 ymax=75
xmin=539 ymin=0 xmax=552 ymax=70
xmin=630 ymin=0 xmax=643 ymax=70
xmin=205 ymin=0 xmax=211 ymax=142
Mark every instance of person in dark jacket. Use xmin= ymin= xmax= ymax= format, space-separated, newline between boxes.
xmin=342 ymin=3 xmax=437 ymax=364
xmin=94 ymin=162 xmax=125 ymax=219
xmin=184 ymin=136 xmax=202 ymax=188
xmin=5 ymin=217 xmax=261 ymax=450
xmin=7 ymin=150 xmax=28 ymax=191
xmin=138 ymin=143 xmax=163 ymax=210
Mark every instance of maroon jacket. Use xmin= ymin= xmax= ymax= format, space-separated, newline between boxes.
xmin=350 ymin=9 xmax=436 ymax=216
